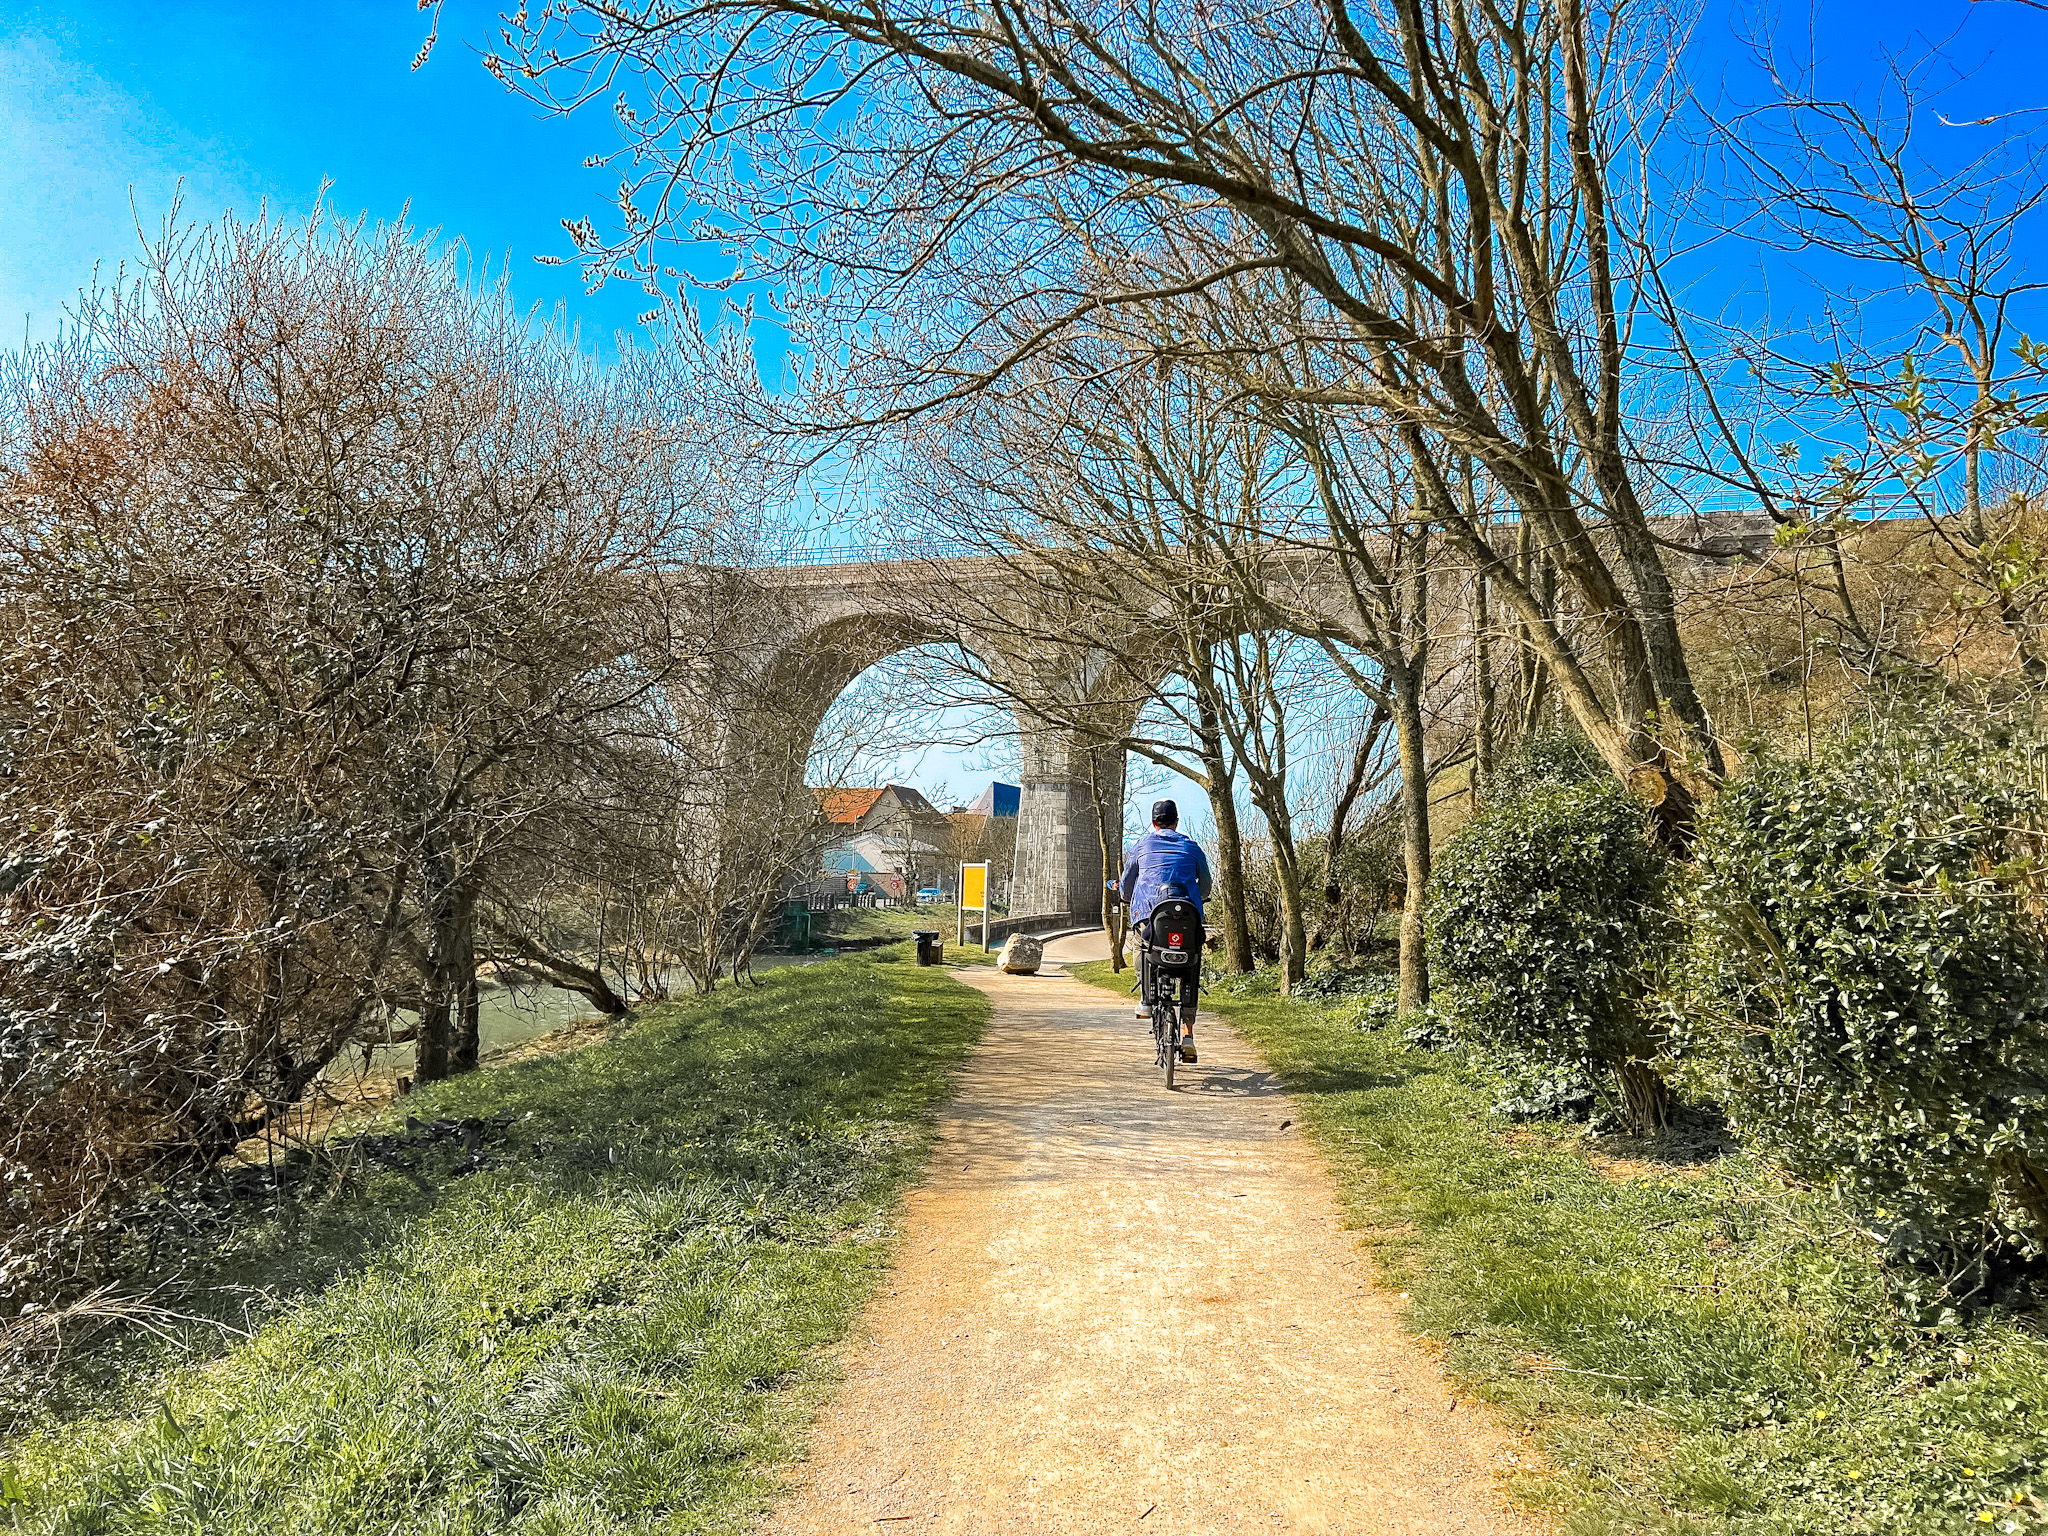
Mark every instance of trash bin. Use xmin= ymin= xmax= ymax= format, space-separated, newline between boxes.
xmin=911 ymin=930 xmax=943 ymax=966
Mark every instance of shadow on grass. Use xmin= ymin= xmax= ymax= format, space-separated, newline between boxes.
xmin=4 ymin=955 xmax=988 ymax=1536
xmin=1576 ymin=1105 xmax=1739 ymax=1170
xmin=1066 ymin=955 xmax=2048 ymax=1536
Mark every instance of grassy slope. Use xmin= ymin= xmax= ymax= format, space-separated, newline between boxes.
xmin=812 ymin=908 xmax=998 ymax=965
xmin=3 ymin=955 xmax=988 ymax=1535
xmin=814 ymin=903 xmax=962 ymax=941
xmin=1073 ymin=960 xmax=2048 ymax=1536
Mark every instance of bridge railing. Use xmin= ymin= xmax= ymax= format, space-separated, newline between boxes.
xmin=764 ymin=539 xmax=985 ymax=567
xmin=752 ymin=505 xmax=1781 ymax=572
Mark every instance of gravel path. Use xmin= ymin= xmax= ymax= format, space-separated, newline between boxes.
xmin=764 ymin=933 xmax=1540 ymax=1535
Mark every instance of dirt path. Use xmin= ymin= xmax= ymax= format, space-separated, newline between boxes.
xmin=765 ymin=934 xmax=1539 ymax=1535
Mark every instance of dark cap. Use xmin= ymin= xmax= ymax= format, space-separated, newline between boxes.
xmin=1150 ymin=798 xmax=1179 ymax=827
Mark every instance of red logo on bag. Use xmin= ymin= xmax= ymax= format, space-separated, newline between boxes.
xmin=1168 ymin=931 xmax=1184 ymax=947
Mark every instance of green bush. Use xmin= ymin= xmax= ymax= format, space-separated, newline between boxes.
xmin=1483 ymin=730 xmax=1604 ymax=805
xmin=1427 ymin=777 xmax=1673 ymax=1133
xmin=1676 ymin=729 xmax=2048 ymax=1268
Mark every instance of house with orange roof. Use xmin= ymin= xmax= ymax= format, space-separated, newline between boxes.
xmin=813 ymin=784 xmax=948 ymax=900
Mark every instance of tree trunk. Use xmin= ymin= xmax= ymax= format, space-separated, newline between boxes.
xmin=1312 ymin=712 xmax=1384 ymax=957
xmin=731 ymin=888 xmax=780 ymax=985
xmin=416 ymin=881 xmax=466 ymax=1083
xmin=1393 ymin=508 xmax=1434 ymax=1017
xmin=1196 ymin=685 xmax=1254 ymax=973
xmin=452 ymin=897 xmax=481 ymax=1073
xmin=1516 ymin=522 xmax=1555 ymax=737
xmin=475 ymin=920 xmax=631 ymax=1015
xmin=1472 ymin=568 xmax=1495 ymax=807
xmin=1086 ymin=742 xmax=1129 ymax=971
xmin=1270 ymin=840 xmax=1308 ymax=993
xmin=1612 ymin=1059 xmax=1672 ymax=1138
xmin=455 ymin=965 xmax=480 ymax=1073
xmin=1206 ymin=782 xmax=1254 ymax=973
xmin=1392 ymin=674 xmax=1433 ymax=1017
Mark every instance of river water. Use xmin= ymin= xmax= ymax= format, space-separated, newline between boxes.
xmin=348 ymin=956 xmax=830 ymax=1077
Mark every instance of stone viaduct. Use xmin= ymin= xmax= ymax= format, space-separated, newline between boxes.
xmin=749 ymin=516 xmax=1775 ymax=929
xmin=752 ymin=551 xmax=1137 ymax=933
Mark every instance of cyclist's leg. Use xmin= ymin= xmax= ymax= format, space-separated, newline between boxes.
xmin=1135 ymin=923 xmax=1156 ymax=1019
xmin=1176 ymin=935 xmax=1205 ymax=1059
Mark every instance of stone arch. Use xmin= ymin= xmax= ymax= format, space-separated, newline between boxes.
xmin=756 ymin=607 xmax=969 ymax=769
xmin=747 ymin=591 xmax=1132 ymax=923
xmin=745 ymin=557 xmax=1391 ymax=924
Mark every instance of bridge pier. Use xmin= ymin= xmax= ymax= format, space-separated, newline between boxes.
xmin=1010 ymin=723 xmax=1124 ymax=925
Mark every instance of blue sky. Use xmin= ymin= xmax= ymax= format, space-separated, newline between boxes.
xmin=5 ymin=0 xmax=2045 ymax=824
xmin=8 ymin=2 xmax=2043 ymax=354
xmin=0 ymin=1 xmax=671 ymax=348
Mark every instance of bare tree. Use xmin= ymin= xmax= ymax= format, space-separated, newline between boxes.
xmin=0 ymin=209 xmax=754 ymax=1289
xmin=472 ymin=0 xmax=1730 ymax=833
xmin=891 ymin=338 xmax=1434 ymax=992
xmin=1678 ymin=36 xmax=2048 ymax=703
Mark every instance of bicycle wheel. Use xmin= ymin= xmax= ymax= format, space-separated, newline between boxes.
xmin=1162 ymin=1006 xmax=1178 ymax=1090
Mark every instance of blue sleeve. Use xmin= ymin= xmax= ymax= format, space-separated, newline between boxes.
xmin=1195 ymin=843 xmax=1214 ymax=898
xmin=1119 ymin=850 xmax=1140 ymax=905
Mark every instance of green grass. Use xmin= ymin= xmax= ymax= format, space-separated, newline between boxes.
xmin=813 ymin=902 xmax=954 ymax=941
xmin=1073 ymin=960 xmax=2048 ymax=1536
xmin=811 ymin=906 xmax=999 ymax=966
xmin=2 ymin=955 xmax=988 ymax=1534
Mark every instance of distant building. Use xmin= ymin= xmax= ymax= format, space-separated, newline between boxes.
xmin=818 ymin=784 xmax=942 ymax=834
xmin=969 ymin=781 xmax=1021 ymax=818
xmin=814 ymin=784 xmax=947 ymax=899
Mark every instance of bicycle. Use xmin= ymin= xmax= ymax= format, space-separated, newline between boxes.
xmin=1137 ymin=897 xmax=1203 ymax=1090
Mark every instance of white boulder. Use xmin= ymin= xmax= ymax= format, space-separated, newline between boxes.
xmin=997 ymin=933 xmax=1045 ymax=974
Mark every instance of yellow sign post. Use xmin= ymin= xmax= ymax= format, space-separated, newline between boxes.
xmin=959 ymin=862 xmax=991 ymax=951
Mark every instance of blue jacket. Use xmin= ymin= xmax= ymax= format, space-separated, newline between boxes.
xmin=1120 ymin=828 xmax=1214 ymax=922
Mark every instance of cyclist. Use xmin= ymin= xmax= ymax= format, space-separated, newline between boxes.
xmin=1119 ymin=798 xmax=1213 ymax=1062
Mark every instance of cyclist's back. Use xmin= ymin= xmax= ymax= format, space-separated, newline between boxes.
xmin=1119 ymin=800 xmax=1211 ymax=1063
xmin=1121 ymin=826 xmax=1211 ymax=922
xmin=1121 ymin=795 xmax=1213 ymax=922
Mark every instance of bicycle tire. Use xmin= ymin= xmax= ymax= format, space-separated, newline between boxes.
xmin=1163 ymin=1011 xmax=1178 ymax=1090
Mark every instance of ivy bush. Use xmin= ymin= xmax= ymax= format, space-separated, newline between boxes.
xmin=1674 ymin=728 xmax=2048 ymax=1267
xmin=1483 ymin=729 xmax=1604 ymax=804
xmin=1427 ymin=776 xmax=1674 ymax=1133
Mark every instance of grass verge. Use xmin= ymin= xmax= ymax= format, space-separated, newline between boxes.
xmin=811 ymin=905 xmax=999 ymax=967
xmin=2 ymin=954 xmax=987 ymax=1534
xmin=813 ymin=903 xmax=962 ymax=942
xmin=1072 ymin=960 xmax=2048 ymax=1536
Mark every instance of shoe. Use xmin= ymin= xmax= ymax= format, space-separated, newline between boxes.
xmin=1135 ymin=1004 xmax=1153 ymax=1022
xmin=1178 ymin=1037 xmax=1198 ymax=1064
